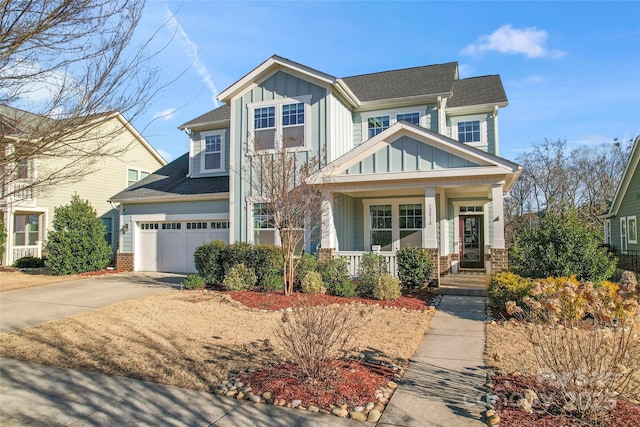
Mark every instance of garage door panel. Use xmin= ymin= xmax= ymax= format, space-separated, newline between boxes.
xmin=159 ymin=231 xmax=186 ymax=273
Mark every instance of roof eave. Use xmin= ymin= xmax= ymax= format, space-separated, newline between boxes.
xmin=355 ymin=92 xmax=453 ymax=111
xmin=109 ymin=192 xmax=230 ymax=204
xmin=446 ymin=102 xmax=509 ymax=113
xmin=178 ymin=118 xmax=231 ymax=131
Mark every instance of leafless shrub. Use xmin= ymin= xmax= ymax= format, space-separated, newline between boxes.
xmin=273 ymin=300 xmax=364 ymax=382
xmin=509 ymin=274 xmax=640 ymax=424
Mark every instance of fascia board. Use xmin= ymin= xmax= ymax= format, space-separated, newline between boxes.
xmin=109 ymin=192 xmax=230 ymax=204
xmin=179 ymin=119 xmax=231 ymax=132
xmin=446 ymin=102 xmax=509 ymax=114
xmin=326 ymin=167 xmax=511 ymax=184
xmin=609 ymin=135 xmax=640 ymax=215
xmin=115 ymin=113 xmax=167 ymax=165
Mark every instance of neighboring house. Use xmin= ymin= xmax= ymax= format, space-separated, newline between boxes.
xmin=110 ymin=55 xmax=521 ymax=278
xmin=603 ymin=135 xmax=640 ymax=253
xmin=1 ymin=106 xmax=166 ymax=266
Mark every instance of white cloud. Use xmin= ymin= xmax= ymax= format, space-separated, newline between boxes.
xmin=461 ymin=24 xmax=565 ymax=59
xmin=165 ymin=6 xmax=221 ymax=107
xmin=156 ymin=149 xmax=173 ymax=162
xmin=152 ymin=107 xmax=177 ymax=121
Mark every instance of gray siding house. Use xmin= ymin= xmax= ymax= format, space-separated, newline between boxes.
xmin=110 ymin=55 xmax=521 ymax=276
xmin=603 ymin=135 xmax=640 ymax=253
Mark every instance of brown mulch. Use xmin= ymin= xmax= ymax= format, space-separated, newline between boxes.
xmin=492 ymin=374 xmax=640 ymax=427
xmin=219 ymin=288 xmax=434 ymax=311
xmin=241 ymin=359 xmax=395 ymax=409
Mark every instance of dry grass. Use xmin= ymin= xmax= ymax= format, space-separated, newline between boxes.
xmin=0 ymin=290 xmax=433 ymax=392
xmin=0 ymin=269 xmax=82 ymax=292
xmin=486 ymin=318 xmax=640 ymax=403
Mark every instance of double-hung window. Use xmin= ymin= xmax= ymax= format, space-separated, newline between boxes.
xmin=365 ymin=199 xmax=425 ymax=251
xmin=457 ymin=120 xmax=481 ymax=143
xmin=201 ymin=131 xmax=224 ymax=172
xmin=399 ymin=204 xmax=423 ymax=248
xmin=127 ymin=168 xmax=150 ymax=187
xmin=450 ymin=114 xmax=487 ymax=147
xmin=14 ymin=214 xmax=39 ymax=246
xmin=368 ymin=116 xmax=390 ymax=138
xmin=250 ymin=95 xmax=310 ymax=152
xmin=253 ymin=202 xmax=276 ymax=245
xmin=628 ymin=216 xmax=638 ymax=244
xmin=396 ymin=112 xmax=420 ymax=125
xmin=370 ymin=204 xmax=393 ymax=251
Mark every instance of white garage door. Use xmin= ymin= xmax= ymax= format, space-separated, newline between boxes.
xmin=137 ymin=221 xmax=229 ymax=273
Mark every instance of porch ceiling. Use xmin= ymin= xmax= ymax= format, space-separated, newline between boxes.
xmin=335 ymin=183 xmax=494 ymax=198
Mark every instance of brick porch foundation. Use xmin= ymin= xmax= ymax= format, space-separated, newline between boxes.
xmin=116 ymin=252 xmax=134 ymax=271
xmin=490 ymin=248 xmax=508 ymax=273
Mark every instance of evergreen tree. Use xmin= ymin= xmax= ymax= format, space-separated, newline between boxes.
xmin=45 ymin=195 xmax=112 ymax=275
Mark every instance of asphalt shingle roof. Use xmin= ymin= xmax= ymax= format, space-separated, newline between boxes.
xmin=341 ymin=62 xmax=458 ymax=102
xmin=179 ymin=104 xmax=230 ymax=129
xmin=447 ymin=75 xmax=508 ymax=108
xmin=109 ymin=153 xmax=228 ymax=201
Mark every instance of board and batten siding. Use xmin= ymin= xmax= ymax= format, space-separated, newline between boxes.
xmin=346 ymin=136 xmax=480 ymax=175
xmin=231 ymin=70 xmax=328 ymax=243
xmin=329 ymin=93 xmax=353 ymax=161
xmin=612 ymin=163 xmax=640 ymax=251
xmin=445 ymin=112 xmax=497 ymax=155
xmin=120 ymin=199 xmax=229 ymax=252
xmin=190 ymin=128 xmax=231 ymax=177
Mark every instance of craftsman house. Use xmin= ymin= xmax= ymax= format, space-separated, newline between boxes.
xmin=110 ymin=55 xmax=521 ymax=277
xmin=1 ymin=106 xmax=166 ymax=266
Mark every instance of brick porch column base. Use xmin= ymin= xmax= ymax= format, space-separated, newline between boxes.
xmin=491 ymin=248 xmax=509 ymax=273
xmin=425 ymin=248 xmax=440 ymax=286
xmin=116 ymin=252 xmax=134 ymax=271
xmin=318 ymin=247 xmax=335 ymax=260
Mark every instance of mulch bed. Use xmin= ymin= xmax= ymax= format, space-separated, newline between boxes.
xmin=241 ymin=359 xmax=395 ymax=409
xmin=492 ymin=374 xmax=640 ymax=426
xmin=218 ymin=288 xmax=434 ymax=311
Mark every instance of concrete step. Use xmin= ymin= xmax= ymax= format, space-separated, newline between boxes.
xmin=435 ymin=287 xmax=487 ymax=297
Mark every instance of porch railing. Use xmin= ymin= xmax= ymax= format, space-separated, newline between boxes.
xmin=610 ymin=249 xmax=640 ymax=282
xmin=334 ymin=251 xmax=398 ymax=278
xmin=1 ymin=182 xmax=34 ymax=205
xmin=12 ymin=243 xmax=42 ymax=264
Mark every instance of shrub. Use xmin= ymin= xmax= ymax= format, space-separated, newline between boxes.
xmin=359 ymin=252 xmax=387 ymax=297
xmin=0 ymin=218 xmax=6 ymax=262
xmin=294 ymin=253 xmax=318 ymax=287
xmin=194 ymin=240 xmax=226 ymax=284
xmin=13 ymin=256 xmax=46 ymax=268
xmin=273 ymin=301 xmax=363 ymax=381
xmin=397 ymin=247 xmax=433 ymax=290
xmin=221 ymin=242 xmax=253 ymax=276
xmin=301 ymin=271 xmax=324 ymax=294
xmin=259 ymin=273 xmax=284 ymax=292
xmin=488 ymin=271 xmax=533 ymax=310
xmin=182 ymin=273 xmax=205 ymax=290
xmin=318 ymin=256 xmax=354 ymax=297
xmin=374 ymin=273 xmax=402 ymax=301
xmin=222 ymin=263 xmax=256 ymax=291
xmin=509 ymin=209 xmax=616 ymax=283
xmin=45 ymin=195 xmax=112 ymax=275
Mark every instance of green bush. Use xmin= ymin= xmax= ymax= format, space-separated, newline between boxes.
xmin=13 ymin=256 xmax=46 ymax=268
xmin=0 ymin=218 xmax=6 ymax=262
xmin=359 ymin=252 xmax=387 ymax=297
xmin=222 ymin=263 xmax=256 ymax=291
xmin=397 ymin=247 xmax=433 ymax=289
xmin=45 ymin=195 xmax=112 ymax=275
xmin=301 ymin=271 xmax=324 ymax=294
xmin=182 ymin=273 xmax=205 ymax=290
xmin=295 ymin=253 xmax=318 ymax=286
xmin=259 ymin=273 xmax=284 ymax=292
xmin=221 ymin=242 xmax=253 ymax=276
xmin=194 ymin=240 xmax=226 ymax=284
xmin=487 ymin=271 xmax=533 ymax=310
xmin=318 ymin=256 xmax=354 ymax=297
xmin=509 ymin=209 xmax=616 ymax=283
xmin=374 ymin=274 xmax=402 ymax=301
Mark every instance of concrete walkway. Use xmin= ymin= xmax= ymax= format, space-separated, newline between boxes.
xmin=379 ymin=295 xmax=487 ymax=426
xmin=0 ymin=272 xmax=183 ymax=334
xmin=0 ymin=284 xmax=488 ymax=426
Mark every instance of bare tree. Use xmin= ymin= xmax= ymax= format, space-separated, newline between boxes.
xmin=243 ymin=136 xmax=327 ymax=296
xmin=1 ymin=0 xmax=170 ymax=199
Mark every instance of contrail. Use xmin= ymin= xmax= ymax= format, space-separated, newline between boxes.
xmin=165 ymin=5 xmax=221 ymax=107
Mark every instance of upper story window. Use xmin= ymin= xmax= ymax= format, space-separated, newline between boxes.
xmin=450 ymin=114 xmax=487 ymax=147
xmin=127 ymin=168 xmax=150 ymax=187
xmin=201 ymin=131 xmax=225 ymax=172
xmin=16 ymin=159 xmax=30 ymax=179
xmin=396 ymin=112 xmax=420 ymax=125
xmin=101 ymin=217 xmax=113 ymax=247
xmin=368 ymin=116 xmax=390 ymax=138
xmin=249 ymin=95 xmax=311 ymax=153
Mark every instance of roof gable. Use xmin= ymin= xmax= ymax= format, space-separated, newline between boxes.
xmin=608 ymin=135 xmax=640 ymax=216
xmin=447 ymin=75 xmax=508 ymax=108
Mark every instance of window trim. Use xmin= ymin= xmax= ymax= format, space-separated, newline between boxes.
xmin=363 ymin=198 xmax=424 ymax=251
xmin=200 ymin=130 xmax=225 ymax=173
xmin=13 ymin=213 xmax=40 ymax=246
xmin=628 ymin=216 xmax=637 ymax=244
xmin=604 ymin=219 xmax=612 ymax=245
xmin=361 ymin=108 xmax=423 ymax=141
xmin=127 ymin=167 xmax=151 ymax=187
xmin=101 ymin=216 xmax=114 ymax=247
xmin=247 ymin=95 xmax=312 ymax=154
xmin=450 ymin=114 xmax=488 ymax=147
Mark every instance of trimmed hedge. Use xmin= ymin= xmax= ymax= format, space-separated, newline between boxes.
xmin=487 ymin=271 xmax=533 ymax=310
xmin=397 ymin=247 xmax=433 ymax=289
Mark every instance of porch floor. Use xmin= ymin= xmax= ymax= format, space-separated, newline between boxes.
xmin=436 ymin=273 xmax=490 ymax=296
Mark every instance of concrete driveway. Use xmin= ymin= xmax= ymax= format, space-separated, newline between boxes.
xmin=0 ymin=272 xmax=184 ymax=334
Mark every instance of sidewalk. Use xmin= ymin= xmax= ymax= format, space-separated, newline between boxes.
xmin=0 ymin=295 xmax=488 ymax=426
xmin=379 ymin=295 xmax=487 ymax=426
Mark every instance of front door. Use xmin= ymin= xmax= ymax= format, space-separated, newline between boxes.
xmin=459 ymin=215 xmax=484 ymax=269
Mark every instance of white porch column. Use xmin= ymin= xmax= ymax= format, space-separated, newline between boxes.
xmin=320 ymin=191 xmax=336 ymax=250
xmin=492 ymin=183 xmax=506 ymax=249
xmin=439 ymin=190 xmax=448 ymax=256
xmin=2 ymin=208 xmax=11 ymax=266
xmin=424 ymin=187 xmax=437 ymax=248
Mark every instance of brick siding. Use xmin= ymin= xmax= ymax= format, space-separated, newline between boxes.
xmin=116 ymin=252 xmax=134 ymax=271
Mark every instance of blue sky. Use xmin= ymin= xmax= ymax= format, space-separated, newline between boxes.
xmin=137 ymin=1 xmax=640 ymax=163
